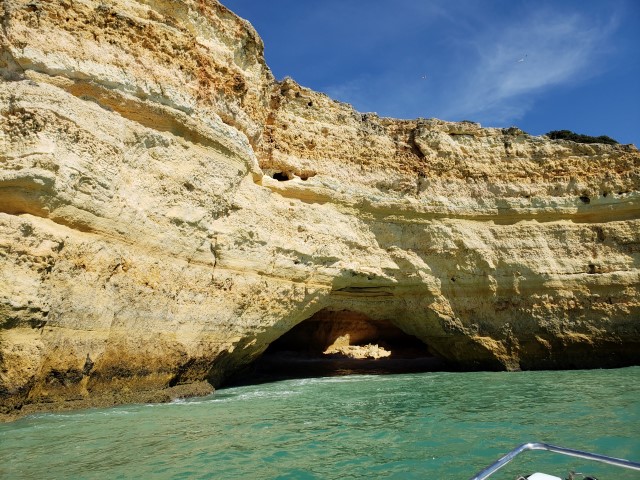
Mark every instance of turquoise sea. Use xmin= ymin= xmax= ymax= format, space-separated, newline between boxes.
xmin=1 ymin=368 xmax=639 ymax=479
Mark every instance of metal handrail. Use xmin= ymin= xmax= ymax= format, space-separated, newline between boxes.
xmin=469 ymin=442 xmax=640 ymax=480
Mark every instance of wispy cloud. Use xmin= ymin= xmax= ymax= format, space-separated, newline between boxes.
xmin=319 ymin=3 xmax=621 ymax=126
xmin=441 ymin=9 xmax=620 ymax=123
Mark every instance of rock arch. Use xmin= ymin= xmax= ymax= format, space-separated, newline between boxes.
xmin=224 ymin=308 xmax=447 ymax=385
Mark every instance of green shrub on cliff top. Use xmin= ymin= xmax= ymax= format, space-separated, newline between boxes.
xmin=546 ymin=130 xmax=618 ymax=145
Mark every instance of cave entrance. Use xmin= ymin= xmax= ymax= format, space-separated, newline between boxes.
xmin=227 ymin=309 xmax=446 ymax=386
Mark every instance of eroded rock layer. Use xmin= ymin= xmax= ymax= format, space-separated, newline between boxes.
xmin=1 ymin=0 xmax=639 ymax=419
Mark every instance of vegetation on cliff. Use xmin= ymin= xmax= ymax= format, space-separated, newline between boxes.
xmin=546 ymin=130 xmax=619 ymax=145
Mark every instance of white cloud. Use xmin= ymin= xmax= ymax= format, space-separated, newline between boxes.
xmin=439 ymin=9 xmax=619 ymax=123
xmin=311 ymin=3 xmax=622 ymax=127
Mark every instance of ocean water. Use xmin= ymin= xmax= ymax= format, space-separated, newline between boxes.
xmin=1 ymin=368 xmax=639 ymax=479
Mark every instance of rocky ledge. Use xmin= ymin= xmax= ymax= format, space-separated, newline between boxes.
xmin=1 ymin=0 xmax=639 ymax=420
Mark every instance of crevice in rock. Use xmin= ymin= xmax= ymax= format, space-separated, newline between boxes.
xmin=408 ymin=126 xmax=427 ymax=159
xmin=332 ymin=286 xmax=395 ymax=297
xmin=225 ymin=309 xmax=446 ymax=386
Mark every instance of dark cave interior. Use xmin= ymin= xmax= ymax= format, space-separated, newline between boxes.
xmin=226 ymin=309 xmax=447 ymax=386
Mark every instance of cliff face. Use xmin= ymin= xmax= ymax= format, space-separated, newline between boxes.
xmin=1 ymin=0 xmax=639 ymax=419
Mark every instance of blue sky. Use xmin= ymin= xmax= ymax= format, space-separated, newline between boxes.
xmin=223 ymin=0 xmax=640 ymax=145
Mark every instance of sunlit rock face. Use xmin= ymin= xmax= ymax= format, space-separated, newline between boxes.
xmin=1 ymin=0 xmax=639 ymax=419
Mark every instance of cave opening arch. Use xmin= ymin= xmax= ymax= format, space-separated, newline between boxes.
xmin=225 ymin=308 xmax=448 ymax=386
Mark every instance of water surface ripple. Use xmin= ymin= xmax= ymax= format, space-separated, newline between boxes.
xmin=1 ymin=368 xmax=639 ymax=479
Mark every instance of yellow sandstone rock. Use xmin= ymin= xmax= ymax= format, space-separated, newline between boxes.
xmin=0 ymin=0 xmax=638 ymax=419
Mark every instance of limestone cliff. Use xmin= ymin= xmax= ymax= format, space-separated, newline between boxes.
xmin=1 ymin=0 xmax=639 ymax=419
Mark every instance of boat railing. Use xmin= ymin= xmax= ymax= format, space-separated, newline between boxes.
xmin=469 ymin=442 xmax=640 ymax=480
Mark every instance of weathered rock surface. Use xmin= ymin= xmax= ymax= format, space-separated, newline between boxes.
xmin=1 ymin=0 xmax=639 ymax=420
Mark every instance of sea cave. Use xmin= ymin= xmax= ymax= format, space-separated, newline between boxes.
xmin=226 ymin=309 xmax=447 ymax=385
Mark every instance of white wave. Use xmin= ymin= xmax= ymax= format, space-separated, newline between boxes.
xmin=235 ymin=389 xmax=300 ymax=401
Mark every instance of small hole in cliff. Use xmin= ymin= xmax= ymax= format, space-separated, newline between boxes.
xmin=226 ymin=309 xmax=445 ymax=386
xmin=20 ymin=223 xmax=34 ymax=236
xmin=183 ymin=181 xmax=195 ymax=191
xmin=602 ymin=192 xmax=608 ymax=198
xmin=579 ymin=195 xmax=591 ymax=204
xmin=450 ymin=277 xmax=456 ymax=282
xmin=587 ymin=264 xmax=597 ymax=274
xmin=307 ymin=101 xmax=313 ymax=107
xmin=272 ymin=172 xmax=290 ymax=181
